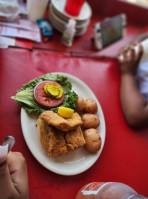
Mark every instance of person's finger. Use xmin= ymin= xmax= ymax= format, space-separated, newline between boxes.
xmin=135 ymin=44 xmax=143 ymax=62
xmin=117 ymin=53 xmax=124 ymax=63
xmin=130 ymin=47 xmax=136 ymax=61
xmin=126 ymin=49 xmax=132 ymax=61
xmin=0 ymin=145 xmax=8 ymax=164
xmin=0 ymin=158 xmax=16 ymax=199
xmin=123 ymin=47 xmax=128 ymax=54
xmin=118 ymin=45 xmax=129 ymax=54
xmin=124 ymin=47 xmax=130 ymax=61
xmin=7 ymin=152 xmax=29 ymax=199
xmin=133 ymin=42 xmax=138 ymax=46
xmin=118 ymin=46 xmax=129 ymax=61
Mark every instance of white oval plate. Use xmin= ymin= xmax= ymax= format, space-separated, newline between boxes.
xmin=21 ymin=73 xmax=106 ymax=176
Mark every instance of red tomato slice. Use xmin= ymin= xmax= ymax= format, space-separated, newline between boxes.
xmin=34 ymin=81 xmax=64 ymax=108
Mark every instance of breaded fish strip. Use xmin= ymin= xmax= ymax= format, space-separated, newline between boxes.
xmin=39 ymin=111 xmax=82 ymax=132
xmin=65 ymin=127 xmax=86 ymax=150
xmin=37 ymin=118 xmax=49 ymax=153
xmin=37 ymin=118 xmax=68 ymax=156
xmin=47 ymin=127 xmax=68 ymax=157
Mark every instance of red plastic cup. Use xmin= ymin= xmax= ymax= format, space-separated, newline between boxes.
xmin=64 ymin=0 xmax=86 ymax=17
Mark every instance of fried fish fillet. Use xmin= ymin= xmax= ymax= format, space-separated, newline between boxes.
xmin=37 ymin=118 xmax=68 ymax=156
xmin=37 ymin=117 xmax=49 ymax=153
xmin=65 ymin=127 xmax=86 ymax=150
xmin=37 ymin=118 xmax=86 ymax=156
xmin=39 ymin=111 xmax=82 ymax=132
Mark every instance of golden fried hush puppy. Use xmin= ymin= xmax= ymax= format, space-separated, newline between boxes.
xmin=84 ymin=128 xmax=101 ymax=152
xmin=84 ymin=98 xmax=98 ymax=114
xmin=82 ymin=113 xmax=100 ymax=129
xmin=76 ymin=96 xmax=85 ymax=113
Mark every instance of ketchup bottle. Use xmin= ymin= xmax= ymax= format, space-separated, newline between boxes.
xmin=75 ymin=182 xmax=147 ymax=199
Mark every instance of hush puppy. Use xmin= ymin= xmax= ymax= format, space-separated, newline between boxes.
xmin=76 ymin=96 xmax=85 ymax=113
xmin=84 ymin=98 xmax=98 ymax=114
xmin=82 ymin=113 xmax=100 ymax=129
xmin=84 ymin=128 xmax=101 ymax=152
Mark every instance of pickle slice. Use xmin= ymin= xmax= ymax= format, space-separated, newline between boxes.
xmin=44 ymin=84 xmax=63 ymax=99
xmin=55 ymin=86 xmax=63 ymax=99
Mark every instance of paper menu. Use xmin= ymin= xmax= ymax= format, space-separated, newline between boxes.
xmin=0 ymin=25 xmax=41 ymax=42
xmin=0 ymin=36 xmax=15 ymax=48
xmin=0 ymin=19 xmax=40 ymax=32
xmin=0 ymin=19 xmax=41 ymax=42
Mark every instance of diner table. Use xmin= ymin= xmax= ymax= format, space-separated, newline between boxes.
xmin=0 ymin=6 xmax=148 ymax=199
xmin=1 ymin=47 xmax=148 ymax=199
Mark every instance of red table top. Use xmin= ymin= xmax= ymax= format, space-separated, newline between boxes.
xmin=0 ymin=48 xmax=148 ymax=199
xmin=32 ymin=16 xmax=144 ymax=57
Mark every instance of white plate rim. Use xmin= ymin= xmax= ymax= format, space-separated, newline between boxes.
xmin=21 ymin=72 xmax=106 ymax=176
xmin=49 ymin=6 xmax=90 ymax=28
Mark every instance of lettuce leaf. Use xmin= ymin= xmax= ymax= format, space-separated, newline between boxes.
xmin=11 ymin=73 xmax=78 ymax=115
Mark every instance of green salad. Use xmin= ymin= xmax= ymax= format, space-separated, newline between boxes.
xmin=11 ymin=73 xmax=78 ymax=114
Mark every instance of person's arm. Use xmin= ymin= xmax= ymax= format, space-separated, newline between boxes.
xmin=118 ymin=32 xmax=148 ymax=55
xmin=0 ymin=151 xmax=29 ymax=199
xmin=117 ymin=44 xmax=148 ymax=128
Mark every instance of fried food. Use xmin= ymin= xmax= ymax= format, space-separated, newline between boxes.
xmin=76 ymin=96 xmax=85 ymax=113
xmin=65 ymin=127 xmax=86 ymax=150
xmin=84 ymin=128 xmax=101 ymax=152
xmin=37 ymin=108 xmax=101 ymax=157
xmin=84 ymin=98 xmax=98 ymax=114
xmin=37 ymin=118 xmax=68 ymax=156
xmin=82 ymin=113 xmax=100 ymax=129
xmin=39 ymin=111 xmax=82 ymax=132
xmin=37 ymin=117 xmax=86 ymax=156
xmin=47 ymin=127 xmax=68 ymax=157
xmin=37 ymin=118 xmax=50 ymax=153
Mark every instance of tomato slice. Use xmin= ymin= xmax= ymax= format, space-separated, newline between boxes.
xmin=34 ymin=81 xmax=64 ymax=108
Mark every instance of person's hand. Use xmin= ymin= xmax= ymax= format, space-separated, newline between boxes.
xmin=0 ymin=151 xmax=29 ymax=199
xmin=117 ymin=43 xmax=143 ymax=76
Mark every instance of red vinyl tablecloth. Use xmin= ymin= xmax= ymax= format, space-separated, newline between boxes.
xmin=0 ymin=48 xmax=148 ymax=199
